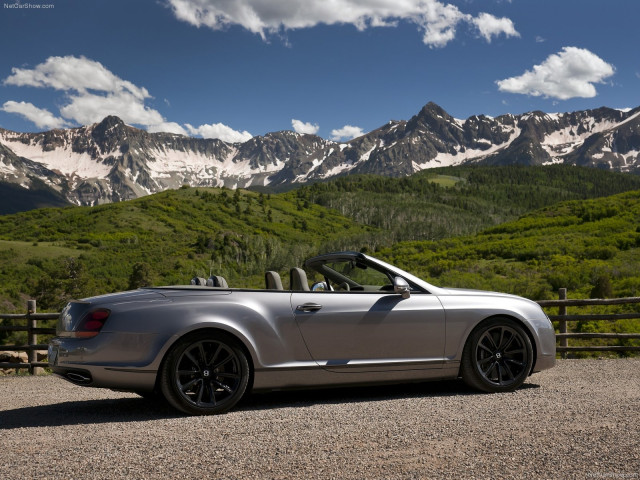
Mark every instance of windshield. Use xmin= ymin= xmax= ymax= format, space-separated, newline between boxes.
xmin=312 ymin=259 xmax=394 ymax=292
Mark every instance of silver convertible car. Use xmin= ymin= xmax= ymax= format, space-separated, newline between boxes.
xmin=49 ymin=251 xmax=556 ymax=415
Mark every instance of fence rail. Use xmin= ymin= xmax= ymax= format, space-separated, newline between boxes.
xmin=537 ymin=288 xmax=640 ymax=356
xmin=0 ymin=300 xmax=56 ymax=373
xmin=1 ymin=290 xmax=639 ymax=373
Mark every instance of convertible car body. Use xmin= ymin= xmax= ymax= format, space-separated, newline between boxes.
xmin=49 ymin=251 xmax=556 ymax=415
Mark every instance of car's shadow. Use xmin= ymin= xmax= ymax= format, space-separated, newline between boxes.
xmin=0 ymin=380 xmax=539 ymax=429
xmin=238 ymin=380 xmax=539 ymax=412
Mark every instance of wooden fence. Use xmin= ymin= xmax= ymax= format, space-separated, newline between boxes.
xmin=537 ymin=288 xmax=640 ymax=357
xmin=0 ymin=300 xmax=57 ymax=374
xmin=1 ymin=290 xmax=639 ymax=373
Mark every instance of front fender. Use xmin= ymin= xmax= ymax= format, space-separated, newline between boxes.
xmin=438 ymin=294 xmax=555 ymax=363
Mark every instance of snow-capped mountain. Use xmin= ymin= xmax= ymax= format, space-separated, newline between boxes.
xmin=1 ymin=102 xmax=639 ymax=209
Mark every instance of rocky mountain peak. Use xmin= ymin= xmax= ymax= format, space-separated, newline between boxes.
xmin=86 ymin=115 xmax=135 ymax=157
xmin=421 ymin=101 xmax=450 ymax=116
xmin=92 ymin=115 xmax=128 ymax=139
xmin=1 ymin=101 xmax=639 ymax=210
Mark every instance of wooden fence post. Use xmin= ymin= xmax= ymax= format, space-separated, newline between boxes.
xmin=26 ymin=300 xmax=41 ymax=375
xmin=558 ymin=288 xmax=567 ymax=359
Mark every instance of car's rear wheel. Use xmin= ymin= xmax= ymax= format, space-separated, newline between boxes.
xmin=160 ymin=332 xmax=249 ymax=415
xmin=461 ymin=317 xmax=533 ymax=393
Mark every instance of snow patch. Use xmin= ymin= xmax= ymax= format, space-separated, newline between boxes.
xmin=0 ymin=133 xmax=112 ymax=178
xmin=542 ymin=110 xmax=640 ymax=159
xmin=359 ymin=144 xmax=377 ymax=162
xmin=414 ymin=127 xmax=522 ymax=169
xmin=146 ymin=145 xmax=282 ymax=183
xmin=321 ymin=162 xmax=353 ymax=178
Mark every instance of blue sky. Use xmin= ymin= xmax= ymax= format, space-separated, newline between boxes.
xmin=0 ymin=0 xmax=638 ymax=142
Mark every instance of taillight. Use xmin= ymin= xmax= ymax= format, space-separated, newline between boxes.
xmin=74 ymin=309 xmax=110 ymax=338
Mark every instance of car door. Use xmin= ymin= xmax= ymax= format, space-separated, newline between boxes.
xmin=291 ymin=291 xmax=445 ymax=372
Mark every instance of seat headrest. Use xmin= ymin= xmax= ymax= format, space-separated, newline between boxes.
xmin=207 ymin=275 xmax=228 ymax=288
xmin=265 ymin=271 xmax=283 ymax=290
xmin=290 ymin=267 xmax=310 ymax=291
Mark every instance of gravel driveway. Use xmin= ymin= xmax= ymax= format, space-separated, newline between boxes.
xmin=1 ymin=359 xmax=639 ymax=479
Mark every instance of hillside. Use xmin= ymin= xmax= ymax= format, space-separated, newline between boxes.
xmin=377 ymin=189 xmax=640 ymax=301
xmin=0 ymin=178 xmax=70 ymax=214
xmin=373 ymin=188 xmax=640 ymax=354
xmin=0 ymin=165 xmax=640 ymax=318
xmin=302 ymin=165 xmax=640 ymax=242
xmin=0 ymin=186 xmax=373 ymax=314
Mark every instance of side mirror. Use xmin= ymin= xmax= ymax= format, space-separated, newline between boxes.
xmin=311 ymin=281 xmax=328 ymax=292
xmin=393 ymin=277 xmax=411 ymax=299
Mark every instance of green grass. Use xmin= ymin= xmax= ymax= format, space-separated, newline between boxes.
xmin=0 ymin=240 xmax=81 ymax=259
xmin=426 ymin=174 xmax=465 ymax=187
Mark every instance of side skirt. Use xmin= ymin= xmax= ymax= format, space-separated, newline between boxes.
xmin=252 ymin=362 xmax=460 ymax=391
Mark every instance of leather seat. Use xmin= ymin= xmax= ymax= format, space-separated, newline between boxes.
xmin=290 ymin=267 xmax=310 ymax=291
xmin=265 ymin=271 xmax=283 ymax=290
xmin=207 ymin=276 xmax=228 ymax=288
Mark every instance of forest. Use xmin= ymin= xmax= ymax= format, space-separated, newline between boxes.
xmin=1 ymin=165 xmax=640 ymax=352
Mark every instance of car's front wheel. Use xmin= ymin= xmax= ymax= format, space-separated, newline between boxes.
xmin=461 ymin=317 xmax=533 ymax=393
xmin=160 ymin=332 xmax=250 ymax=415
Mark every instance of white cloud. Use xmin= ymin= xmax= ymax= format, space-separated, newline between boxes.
xmin=1 ymin=101 xmax=68 ymax=130
xmin=496 ymin=47 xmax=615 ymax=100
xmin=4 ymin=55 xmax=149 ymax=100
xmin=59 ymin=91 xmax=166 ymax=127
xmin=2 ymin=56 xmax=166 ymax=128
xmin=330 ymin=125 xmax=364 ymax=141
xmin=2 ymin=56 xmax=163 ymax=129
xmin=185 ymin=122 xmax=253 ymax=143
xmin=148 ymin=121 xmax=189 ymax=136
xmin=471 ymin=13 xmax=519 ymax=43
xmin=416 ymin=1 xmax=466 ymax=48
xmin=168 ymin=0 xmax=519 ymax=48
xmin=1 ymin=55 xmax=209 ymax=137
xmin=291 ymin=118 xmax=319 ymax=135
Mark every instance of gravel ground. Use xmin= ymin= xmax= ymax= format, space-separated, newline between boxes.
xmin=1 ymin=359 xmax=639 ymax=480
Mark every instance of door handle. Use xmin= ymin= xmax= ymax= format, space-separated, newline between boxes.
xmin=296 ymin=303 xmax=322 ymax=312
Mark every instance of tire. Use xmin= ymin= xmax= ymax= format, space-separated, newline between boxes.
xmin=461 ymin=317 xmax=533 ymax=393
xmin=160 ymin=332 xmax=250 ymax=415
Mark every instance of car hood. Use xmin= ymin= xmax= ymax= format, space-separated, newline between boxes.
xmin=437 ymin=287 xmax=530 ymax=301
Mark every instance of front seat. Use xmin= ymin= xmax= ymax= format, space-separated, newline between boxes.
xmin=290 ymin=267 xmax=310 ymax=291
xmin=265 ymin=271 xmax=283 ymax=290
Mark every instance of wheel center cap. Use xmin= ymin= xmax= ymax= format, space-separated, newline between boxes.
xmin=203 ymin=370 xmax=210 ymax=377
xmin=495 ymin=352 xmax=503 ymax=360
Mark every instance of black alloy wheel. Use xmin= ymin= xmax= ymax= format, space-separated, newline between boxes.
xmin=461 ymin=317 xmax=533 ymax=393
xmin=161 ymin=333 xmax=249 ymax=415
